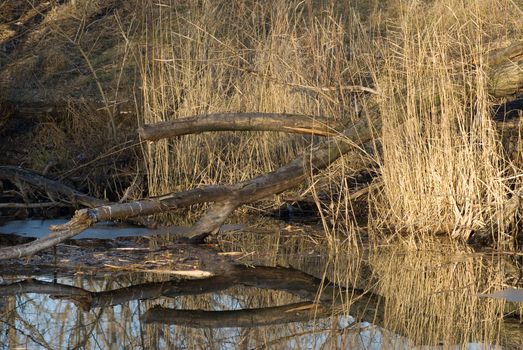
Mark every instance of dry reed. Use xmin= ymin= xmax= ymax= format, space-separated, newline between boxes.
xmin=139 ymin=0 xmax=523 ymax=243
xmin=367 ymin=0 xmax=522 ymax=244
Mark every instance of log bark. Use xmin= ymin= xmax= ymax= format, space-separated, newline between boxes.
xmin=63 ymin=112 xmax=377 ymax=243
xmin=488 ymin=41 xmax=523 ymax=68
xmin=138 ymin=112 xmax=343 ymax=140
xmin=487 ymin=41 xmax=523 ymax=97
xmin=185 ymin=200 xmax=241 ymax=241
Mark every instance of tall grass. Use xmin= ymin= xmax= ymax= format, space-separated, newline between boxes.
xmin=370 ymin=239 xmax=506 ymax=347
xmin=367 ymin=0 xmax=522 ymax=243
xmin=139 ymin=0 xmax=522 ymax=241
xmin=139 ymin=0 xmax=360 ymax=202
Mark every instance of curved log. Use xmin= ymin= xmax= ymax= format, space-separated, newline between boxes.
xmin=138 ymin=112 xmax=343 ymax=140
xmin=67 ymin=112 xmax=376 ymax=243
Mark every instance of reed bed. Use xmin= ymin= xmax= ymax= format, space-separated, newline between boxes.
xmin=1 ymin=1 xmax=521 ymax=348
xmin=139 ymin=0 xmax=522 ymax=243
xmin=368 ymin=0 xmax=522 ymax=244
xmin=137 ymin=2 xmax=522 ymax=343
xmin=139 ymin=0 xmax=365 ymax=221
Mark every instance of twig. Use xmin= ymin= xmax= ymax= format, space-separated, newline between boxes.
xmin=0 ymin=202 xmax=65 ymax=209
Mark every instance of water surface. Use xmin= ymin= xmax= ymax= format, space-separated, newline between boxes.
xmin=0 ymin=219 xmax=521 ymax=349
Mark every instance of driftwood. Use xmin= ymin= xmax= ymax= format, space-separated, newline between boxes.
xmin=138 ymin=112 xmax=343 ymax=140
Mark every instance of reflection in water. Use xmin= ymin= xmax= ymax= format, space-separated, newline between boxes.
xmin=479 ymin=288 xmax=523 ymax=303
xmin=0 ymin=224 xmax=521 ymax=349
xmin=0 ymin=266 xmax=382 ymax=349
xmin=369 ymin=242 xmax=511 ymax=347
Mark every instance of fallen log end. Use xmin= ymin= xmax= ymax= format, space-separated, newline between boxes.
xmin=137 ymin=126 xmax=150 ymax=140
xmin=49 ymin=209 xmax=94 ymax=232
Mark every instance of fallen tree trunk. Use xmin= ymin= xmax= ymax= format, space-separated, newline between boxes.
xmin=0 ymin=111 xmax=377 ymax=258
xmin=138 ymin=112 xmax=343 ymax=140
xmin=111 ymin=113 xmax=376 ymax=239
xmin=0 ymin=166 xmax=107 ymax=208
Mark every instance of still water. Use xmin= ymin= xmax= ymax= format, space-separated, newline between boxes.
xmin=0 ymin=220 xmax=521 ymax=349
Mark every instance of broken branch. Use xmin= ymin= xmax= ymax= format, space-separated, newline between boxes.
xmin=0 ymin=210 xmax=92 ymax=260
xmin=138 ymin=112 xmax=343 ymax=140
xmin=0 ymin=166 xmax=107 ymax=208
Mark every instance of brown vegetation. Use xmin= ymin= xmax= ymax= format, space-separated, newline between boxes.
xmin=1 ymin=0 xmax=522 ymax=254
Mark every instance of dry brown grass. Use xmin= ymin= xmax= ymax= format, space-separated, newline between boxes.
xmin=139 ymin=0 xmax=360 ymax=197
xmin=139 ymin=0 xmax=522 ymax=243
xmin=366 ymin=0 xmax=522 ymax=244
xmin=217 ymin=228 xmax=517 ymax=348
xmin=2 ymin=2 xmax=521 ymax=346
xmin=1 ymin=0 xmax=520 ymax=241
